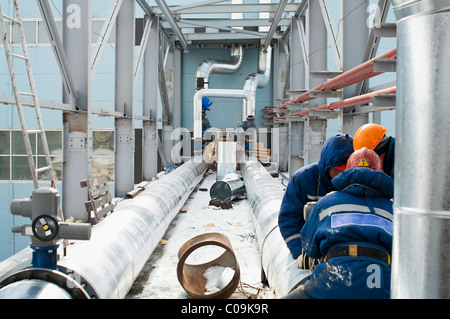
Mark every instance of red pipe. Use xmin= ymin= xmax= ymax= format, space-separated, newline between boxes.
xmin=276 ymin=87 xmax=396 ymax=120
xmin=274 ymin=48 xmax=397 ymax=110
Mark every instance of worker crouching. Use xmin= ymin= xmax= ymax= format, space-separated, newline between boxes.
xmin=284 ymin=147 xmax=394 ymax=299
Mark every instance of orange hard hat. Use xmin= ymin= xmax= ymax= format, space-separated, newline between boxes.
xmin=346 ymin=147 xmax=382 ymax=171
xmin=353 ymin=123 xmax=388 ymax=151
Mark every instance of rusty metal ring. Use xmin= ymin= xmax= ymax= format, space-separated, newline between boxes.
xmin=177 ymin=232 xmax=240 ymax=299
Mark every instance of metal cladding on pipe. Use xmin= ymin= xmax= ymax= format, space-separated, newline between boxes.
xmin=210 ymin=173 xmax=245 ymax=201
xmin=390 ymin=0 xmax=450 ymax=298
xmin=58 ymin=159 xmax=208 ymax=299
xmin=0 ymin=159 xmax=207 ymax=299
xmin=193 ymin=89 xmax=255 ymax=140
xmin=196 ymin=45 xmax=244 ymax=89
xmin=240 ymin=158 xmax=310 ymax=297
xmin=0 ymin=280 xmax=72 ymax=299
xmin=242 ymin=46 xmax=272 ymax=119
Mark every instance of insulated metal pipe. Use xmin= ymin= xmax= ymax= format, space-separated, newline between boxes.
xmin=241 ymin=159 xmax=310 ymax=297
xmin=0 ymin=160 xmax=208 ymax=299
xmin=193 ymin=89 xmax=255 ymax=140
xmin=196 ymin=45 xmax=244 ymax=89
xmin=242 ymin=46 xmax=272 ymax=118
xmin=0 ymin=280 xmax=72 ymax=299
xmin=390 ymin=0 xmax=450 ymax=298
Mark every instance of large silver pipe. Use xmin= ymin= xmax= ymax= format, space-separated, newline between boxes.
xmin=193 ymin=89 xmax=255 ymax=140
xmin=0 ymin=280 xmax=72 ymax=299
xmin=196 ymin=45 xmax=244 ymax=89
xmin=390 ymin=0 xmax=450 ymax=298
xmin=0 ymin=160 xmax=208 ymax=299
xmin=241 ymin=158 xmax=310 ymax=297
xmin=242 ymin=46 xmax=272 ymax=119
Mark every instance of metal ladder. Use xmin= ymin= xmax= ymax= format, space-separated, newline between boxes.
xmin=0 ymin=1 xmax=56 ymax=189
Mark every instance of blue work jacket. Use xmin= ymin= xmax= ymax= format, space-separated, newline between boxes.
xmin=278 ymin=134 xmax=354 ymax=258
xmin=300 ymin=167 xmax=394 ymax=299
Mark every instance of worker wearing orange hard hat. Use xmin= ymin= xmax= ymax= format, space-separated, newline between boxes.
xmin=284 ymin=147 xmax=394 ymax=299
xmin=353 ymin=123 xmax=395 ymax=178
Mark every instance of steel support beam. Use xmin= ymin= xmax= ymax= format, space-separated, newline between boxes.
xmin=91 ymin=0 xmax=123 ymax=79
xmin=143 ymin=15 xmax=160 ymax=181
xmin=37 ymin=0 xmax=78 ymax=101
xmin=155 ymin=0 xmax=189 ymax=52
xmin=62 ymin=0 xmax=92 ymax=221
xmin=341 ymin=0 xmax=369 ymax=135
xmin=305 ymin=0 xmax=327 ymax=165
xmin=114 ymin=0 xmax=135 ymax=197
xmin=263 ymin=0 xmax=288 ymax=49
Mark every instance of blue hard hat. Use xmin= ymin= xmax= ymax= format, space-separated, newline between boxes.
xmin=202 ymin=97 xmax=213 ymax=110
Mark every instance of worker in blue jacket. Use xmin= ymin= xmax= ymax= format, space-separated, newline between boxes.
xmin=284 ymin=147 xmax=394 ymax=299
xmin=278 ymin=134 xmax=354 ymax=259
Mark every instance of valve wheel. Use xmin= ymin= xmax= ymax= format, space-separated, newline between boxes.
xmin=31 ymin=214 xmax=59 ymax=241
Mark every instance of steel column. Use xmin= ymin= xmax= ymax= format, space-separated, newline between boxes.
xmin=143 ymin=15 xmax=160 ymax=180
xmin=341 ymin=0 xmax=369 ymax=134
xmin=114 ymin=0 xmax=135 ymax=197
xmin=62 ymin=0 xmax=92 ymax=221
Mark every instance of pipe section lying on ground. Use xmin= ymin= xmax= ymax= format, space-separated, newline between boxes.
xmin=177 ymin=232 xmax=240 ymax=299
xmin=241 ymin=158 xmax=310 ymax=297
xmin=0 ymin=159 xmax=208 ymax=299
xmin=390 ymin=0 xmax=450 ymax=298
xmin=210 ymin=173 xmax=245 ymax=201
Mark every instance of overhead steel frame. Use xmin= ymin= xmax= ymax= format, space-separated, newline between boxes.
xmin=5 ymin=0 xmax=298 ymax=220
xmin=55 ymin=0 xmax=174 ymax=219
xmin=271 ymin=0 xmax=398 ymax=175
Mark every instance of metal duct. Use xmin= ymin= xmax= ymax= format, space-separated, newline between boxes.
xmin=193 ymin=89 xmax=255 ymax=141
xmin=0 ymin=159 xmax=208 ymax=299
xmin=242 ymin=46 xmax=272 ymax=119
xmin=390 ymin=0 xmax=450 ymax=298
xmin=241 ymin=158 xmax=310 ymax=297
xmin=196 ymin=45 xmax=244 ymax=90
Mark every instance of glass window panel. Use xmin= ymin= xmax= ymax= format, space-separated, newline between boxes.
xmin=12 ymin=131 xmax=36 ymax=155
xmin=23 ymin=21 xmax=38 ymax=45
xmin=0 ymin=131 xmax=10 ymax=155
xmin=92 ymin=131 xmax=114 ymax=182
xmin=0 ymin=156 xmax=10 ymax=180
xmin=37 ymin=156 xmax=62 ymax=181
xmin=93 ymin=131 xmax=114 ymax=152
xmin=38 ymin=131 xmax=62 ymax=155
xmin=12 ymin=156 xmax=32 ymax=180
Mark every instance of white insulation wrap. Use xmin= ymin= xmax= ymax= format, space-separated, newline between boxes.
xmin=0 ymin=159 xmax=207 ymax=299
xmin=58 ymin=159 xmax=208 ymax=299
xmin=241 ymin=159 xmax=310 ymax=297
